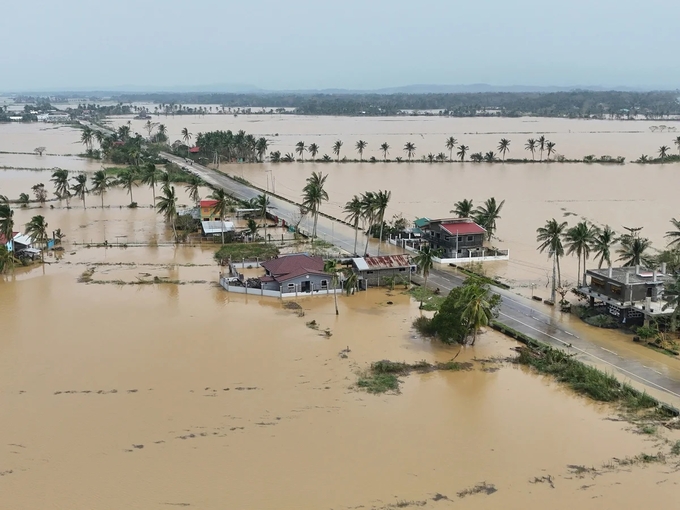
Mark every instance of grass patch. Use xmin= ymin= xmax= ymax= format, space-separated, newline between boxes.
xmin=215 ymin=242 xmax=279 ymax=263
xmin=356 ymin=359 xmax=473 ymax=394
xmin=408 ymin=286 xmax=445 ymax=311
xmin=671 ymin=441 xmax=680 ymax=455
xmin=584 ymin=314 xmax=620 ymax=329
xmin=357 ymin=372 xmax=400 ymax=394
xmin=639 ymin=424 xmax=657 ymax=435
xmin=456 ymin=482 xmax=497 ymax=498
xmin=78 ymin=267 xmax=95 ymax=283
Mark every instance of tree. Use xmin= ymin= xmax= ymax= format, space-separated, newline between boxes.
xmin=564 ymin=221 xmax=597 ymax=286
xmin=0 ymin=202 xmax=14 ymax=270
xmin=34 ymin=146 xmax=46 ymax=156
xmin=301 ymin=171 xmax=329 ymax=239
xmin=659 ymin=145 xmax=670 ymax=162
xmin=355 ymin=140 xmax=367 ymax=161
xmin=380 ymin=142 xmax=390 ymax=161
xmin=413 ymin=244 xmax=442 ymax=308
xmin=31 ymin=183 xmax=47 ymax=205
xmin=451 ymin=199 xmax=474 ymax=218
xmin=18 ymin=193 xmax=29 ymax=207
xmin=80 ymin=126 xmax=93 ymax=151
xmin=256 ymin=193 xmax=270 ymax=243
xmin=474 ymin=197 xmax=505 ymax=241
xmin=210 ymin=188 xmax=231 ymax=244
xmin=484 ymin=151 xmax=496 ymax=162
xmin=662 ymin=275 xmax=680 ymax=330
xmin=256 ymin=137 xmax=269 ymax=162
xmin=617 ymin=235 xmax=652 ymax=267
xmin=344 ymin=195 xmax=363 ymax=255
xmin=459 ymin=280 xmax=501 ymax=345
xmin=525 ymin=138 xmax=537 ymax=160
xmin=537 ymin=135 xmax=546 ymax=161
xmin=144 ymin=120 xmax=157 ymax=138
xmin=181 ymin=127 xmax=192 ymax=148
xmin=361 ymin=191 xmax=377 ymax=255
xmin=91 ymin=170 xmax=112 ymax=208
xmin=156 ymin=184 xmax=179 ymax=242
xmin=332 ymin=140 xmax=343 ymax=161
xmin=498 ymin=138 xmax=510 ymax=161
xmin=343 ymin=270 xmax=358 ymax=295
xmin=0 ymin=246 xmax=12 ymax=274
xmin=536 ymin=219 xmax=568 ymax=303
xmin=71 ymin=173 xmax=88 ymax=209
xmin=185 ymin=175 xmax=202 ymax=206
xmin=295 ymin=141 xmax=306 ymax=162
xmin=25 ymin=215 xmax=48 ymax=262
xmin=141 ymin=163 xmax=160 ymax=204
xmin=457 ymin=144 xmax=469 ymax=162
xmin=592 ymin=225 xmax=617 ymax=268
xmin=665 ymin=218 xmax=680 ymax=248
xmin=445 ymin=137 xmax=457 ymax=161
xmin=404 ymin=142 xmax=416 ymax=161
xmin=674 ymin=136 xmax=680 ymax=156
xmin=373 ymin=190 xmax=391 ymax=256
xmin=546 ymin=141 xmax=556 ymax=160
xmin=308 ymin=143 xmax=319 ymax=160
xmin=118 ymin=169 xmax=138 ymax=206
xmin=324 ymin=260 xmax=340 ymax=315
xmin=247 ymin=218 xmax=259 ymax=239
xmin=51 ymin=169 xmax=70 ymax=205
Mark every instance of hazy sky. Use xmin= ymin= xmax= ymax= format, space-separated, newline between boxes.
xmin=2 ymin=0 xmax=679 ymax=91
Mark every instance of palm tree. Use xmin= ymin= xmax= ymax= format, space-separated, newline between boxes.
xmin=665 ymin=218 xmax=680 ymax=248
xmin=91 ymin=170 xmax=112 ymax=208
xmin=80 ymin=126 xmax=93 ymax=151
xmin=118 ymin=169 xmax=138 ymax=206
xmin=451 ymin=199 xmax=474 ymax=218
xmin=343 ymin=270 xmax=358 ymax=296
xmin=484 ymin=151 xmax=497 ymax=162
xmin=413 ymin=244 xmax=441 ymax=308
xmin=332 ymin=140 xmax=343 ymax=161
xmin=474 ymin=198 xmax=505 ymax=241
xmin=343 ymin=195 xmax=363 ymax=255
xmin=181 ymin=127 xmax=192 ymax=148
xmin=355 ymin=140 xmax=367 ymax=161
xmin=256 ymin=193 xmax=270 ymax=243
xmin=404 ymin=142 xmax=416 ymax=161
xmin=380 ymin=142 xmax=390 ymax=161
xmin=71 ymin=173 xmax=88 ymax=209
xmin=256 ymin=137 xmax=269 ymax=162
xmin=659 ymin=145 xmax=670 ymax=162
xmin=451 ymin=144 xmax=467 ymax=162
xmin=564 ymin=221 xmax=597 ymax=286
xmin=498 ymin=138 xmax=510 ymax=161
xmin=361 ymin=191 xmax=377 ymax=255
xmin=185 ymin=175 xmax=202 ymax=206
xmin=525 ymin=138 xmax=537 ymax=160
xmin=674 ymin=136 xmax=680 ymax=156
xmin=617 ymin=235 xmax=652 ymax=267
xmin=93 ymin=130 xmax=104 ymax=147
xmin=247 ymin=218 xmax=259 ymax=239
xmin=25 ymin=215 xmax=48 ymax=262
xmin=51 ymin=169 xmax=70 ymax=206
xmin=537 ymin=135 xmax=546 ymax=161
xmin=301 ymin=172 xmax=329 ymax=238
xmin=546 ymin=141 xmax=556 ymax=160
xmin=373 ymin=190 xmax=391 ymax=256
xmin=295 ymin=141 xmax=306 ymax=162
xmin=592 ymin=225 xmax=618 ymax=268
xmin=445 ymin=137 xmax=457 ymax=161
xmin=324 ymin=260 xmax=340 ymax=315
xmin=156 ymin=185 xmax=179 ymax=242
xmin=0 ymin=202 xmax=14 ymax=269
xmin=459 ymin=282 xmax=497 ymax=345
xmin=141 ymin=163 xmax=160 ymax=204
xmin=308 ymin=143 xmax=319 ymax=160
xmin=536 ymin=219 xmax=568 ymax=303
xmin=157 ymin=124 xmax=167 ymax=139
xmin=210 ymin=189 xmax=231 ymax=244
xmin=662 ymin=275 xmax=680 ymax=329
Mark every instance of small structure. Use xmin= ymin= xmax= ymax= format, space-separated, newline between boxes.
xmin=201 ymin=220 xmax=235 ymax=237
xmin=188 ymin=146 xmax=200 ymax=154
xmin=581 ymin=264 xmax=675 ymax=325
xmin=260 ymin=253 xmax=333 ymax=293
xmin=200 ymin=199 xmax=220 ymax=221
xmin=12 ymin=233 xmax=34 ymax=251
xmin=351 ymin=255 xmax=414 ymax=289
xmin=0 ymin=231 xmax=18 ymax=252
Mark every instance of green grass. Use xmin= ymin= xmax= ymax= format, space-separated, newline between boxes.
xmin=408 ymin=286 xmax=445 ymax=311
xmin=671 ymin=441 xmax=680 ymax=456
xmin=356 ymin=359 xmax=472 ymax=394
xmin=357 ymin=373 xmax=400 ymax=394
xmin=215 ymin=243 xmax=279 ymax=263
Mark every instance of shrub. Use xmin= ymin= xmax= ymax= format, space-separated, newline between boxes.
xmin=412 ymin=316 xmax=435 ymax=336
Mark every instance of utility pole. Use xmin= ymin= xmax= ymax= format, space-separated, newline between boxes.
xmin=550 ymin=250 xmax=557 ymax=304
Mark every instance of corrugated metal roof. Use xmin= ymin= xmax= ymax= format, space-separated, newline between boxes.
xmin=201 ymin=220 xmax=235 ymax=234
xmin=414 ymin=217 xmax=430 ymax=228
xmin=355 ymin=255 xmax=412 ymax=270
xmin=440 ymin=221 xmax=486 ymax=236
xmin=352 ymin=258 xmax=369 ymax=271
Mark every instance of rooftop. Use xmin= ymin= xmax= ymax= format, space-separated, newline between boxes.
xmin=261 ymin=253 xmax=328 ymax=283
xmin=439 ymin=219 xmax=486 ymax=236
xmin=201 ymin=220 xmax=235 ymax=235
xmin=588 ymin=266 xmax=673 ymax=285
xmin=189 ymin=146 xmax=200 ymax=153
xmin=0 ymin=231 xmax=18 ymax=245
xmin=200 ymin=199 xmax=218 ymax=208
xmin=352 ymin=254 xmax=412 ymax=271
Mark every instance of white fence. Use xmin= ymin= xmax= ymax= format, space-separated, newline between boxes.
xmin=219 ymin=277 xmax=341 ymax=299
xmin=390 ymin=238 xmax=509 ymax=264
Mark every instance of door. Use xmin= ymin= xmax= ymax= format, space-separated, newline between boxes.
xmin=301 ymin=281 xmax=311 ymax=293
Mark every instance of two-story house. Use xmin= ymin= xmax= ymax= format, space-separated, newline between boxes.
xmin=421 ymin=218 xmax=486 ymax=258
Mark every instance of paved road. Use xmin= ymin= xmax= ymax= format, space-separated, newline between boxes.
xmin=414 ymin=268 xmax=680 ymax=409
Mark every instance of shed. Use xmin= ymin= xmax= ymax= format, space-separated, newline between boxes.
xmin=201 ymin=220 xmax=235 ymax=236
xmin=351 ymin=254 xmax=413 ymax=289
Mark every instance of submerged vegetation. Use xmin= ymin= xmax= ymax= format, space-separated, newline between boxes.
xmin=214 ymin=243 xmax=280 ymax=264
xmin=356 ymin=359 xmax=472 ymax=394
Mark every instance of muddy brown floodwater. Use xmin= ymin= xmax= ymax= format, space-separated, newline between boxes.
xmin=2 ymin=117 xmax=680 ymax=508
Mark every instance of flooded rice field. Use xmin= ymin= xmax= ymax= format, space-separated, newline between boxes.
xmin=2 ymin=116 xmax=680 ymax=507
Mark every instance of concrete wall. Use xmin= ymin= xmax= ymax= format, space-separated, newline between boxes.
xmin=588 ymin=273 xmax=662 ymax=303
xmin=220 ymin=277 xmax=340 ymax=299
xmin=358 ymin=267 xmax=411 ymax=287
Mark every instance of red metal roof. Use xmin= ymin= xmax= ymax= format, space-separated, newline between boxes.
xmin=0 ymin=232 xmax=18 ymax=245
xmin=361 ymin=255 xmax=412 ymax=269
xmin=261 ymin=254 xmax=328 ymax=283
xmin=440 ymin=221 xmax=486 ymax=236
xmin=200 ymin=199 xmax=218 ymax=208
xmin=189 ymin=146 xmax=200 ymax=153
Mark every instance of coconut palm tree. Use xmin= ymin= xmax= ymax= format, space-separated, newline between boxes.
xmin=525 ymin=138 xmax=537 ymax=160
xmin=307 ymin=143 xmax=319 ymax=160
xmin=380 ymin=142 xmax=390 ymax=161
xmin=457 ymin=144 xmax=469 ymax=162
xmin=93 ymin=130 xmax=104 ymax=147
xmin=564 ymin=221 xmax=597 ymax=286
xmin=210 ymin=188 xmax=231 ymax=244
xmin=665 ymin=218 xmax=680 ymax=248
xmin=118 ymin=169 xmax=138 ymax=206
xmin=445 ymin=137 xmax=457 ymax=161
xmin=181 ymin=127 xmax=192 ymax=148
xmin=185 ymin=175 xmax=202 ymax=206
xmin=256 ymin=137 xmax=269 ymax=162
xmin=662 ymin=275 xmax=680 ymax=330
xmin=141 ymin=163 xmax=160 ymax=204
xmin=332 ymin=140 xmax=343 ymax=161
xmin=343 ymin=270 xmax=358 ymax=295
xmin=25 ymin=215 xmax=48 ymax=262
xmin=256 ymin=193 xmax=270 ymax=243
xmin=80 ymin=126 xmax=93 ymax=151
xmin=404 ymin=142 xmax=416 ymax=161
xmin=91 ymin=170 xmax=112 ymax=208
xmin=592 ymin=225 xmax=618 ymax=268
xmin=361 ymin=191 xmax=377 ymax=255
xmin=71 ymin=173 xmax=88 ymax=209
xmin=674 ymin=136 xmax=680 ymax=156
xmin=474 ymin=198 xmax=505 ymax=241
xmin=498 ymin=138 xmax=510 ymax=161
xmin=247 ymin=218 xmax=259 ymax=239
xmin=157 ymin=124 xmax=167 ymax=139
xmin=484 ymin=151 xmax=497 ymax=163
xmin=617 ymin=235 xmax=653 ymax=267
xmin=546 ymin=141 xmax=556 ymax=160
xmin=324 ymin=260 xmax=340 ymax=315
xmin=343 ymin=195 xmax=363 ymax=255
xmin=355 ymin=140 xmax=367 ymax=161
xmin=459 ymin=281 xmax=498 ymax=345
xmin=373 ymin=190 xmax=391 ymax=256
xmin=536 ymin=219 xmax=568 ymax=303
xmin=0 ymin=202 xmax=14 ymax=269
xmin=301 ymin=171 xmax=329 ymax=239
xmin=537 ymin=135 xmax=546 ymax=161
xmin=659 ymin=145 xmax=670 ymax=162
xmin=413 ymin=244 xmax=442 ymax=308
xmin=51 ymin=168 xmax=70 ymax=206
xmin=295 ymin=141 xmax=306 ymax=161
xmin=156 ymin=184 xmax=178 ymax=242
xmin=451 ymin=199 xmax=474 ymax=218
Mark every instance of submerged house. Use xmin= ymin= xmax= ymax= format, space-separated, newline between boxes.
xmin=581 ymin=264 xmax=675 ymax=325
xmin=260 ymin=253 xmax=335 ymax=293
xmin=351 ymin=255 xmax=414 ymax=289
xmin=201 ymin=220 xmax=235 ymax=238
xmin=421 ymin=218 xmax=487 ymax=258
xmin=199 ymin=199 xmax=220 ymax=221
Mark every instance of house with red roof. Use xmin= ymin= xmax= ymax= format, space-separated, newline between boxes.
xmin=260 ymin=253 xmax=334 ymax=294
xmin=200 ymin=199 xmax=220 ymax=221
xmin=421 ymin=218 xmax=488 ymax=259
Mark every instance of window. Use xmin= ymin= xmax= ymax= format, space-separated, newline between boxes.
xmin=436 ymin=233 xmax=441 ymax=239
xmin=610 ymin=284 xmax=622 ymax=296
xmin=591 ymin=277 xmax=604 ymax=289
xmin=458 ymin=236 xmax=463 ymax=242
xmin=399 ymin=268 xmax=406 ymax=272
xmin=287 ymin=283 xmax=295 ymax=291
xmin=366 ymin=271 xmax=374 ymax=274
xmin=467 ymin=236 xmax=474 ymax=242
xmin=320 ymin=280 xmax=328 ymax=289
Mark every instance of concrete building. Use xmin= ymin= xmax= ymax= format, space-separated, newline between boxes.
xmin=421 ymin=218 xmax=487 ymax=258
xmin=351 ymin=255 xmax=414 ymax=289
xmin=260 ymin=253 xmax=335 ymax=294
